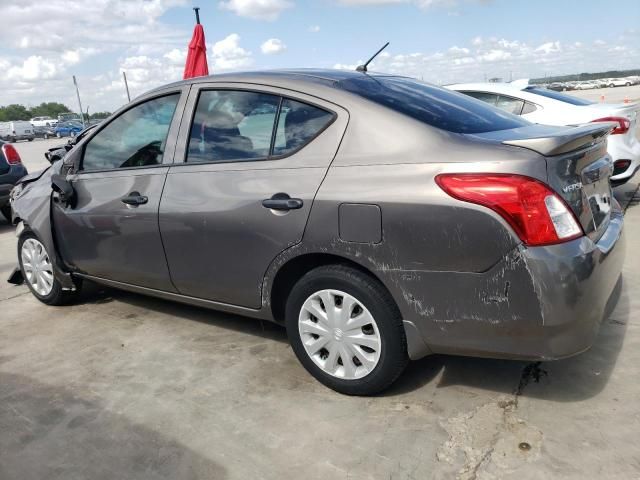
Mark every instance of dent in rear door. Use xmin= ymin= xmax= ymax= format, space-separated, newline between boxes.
xmin=159 ymin=85 xmax=348 ymax=308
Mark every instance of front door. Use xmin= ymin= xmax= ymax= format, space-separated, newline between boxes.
xmin=53 ymin=90 xmax=186 ymax=291
xmin=159 ymin=85 xmax=348 ymax=308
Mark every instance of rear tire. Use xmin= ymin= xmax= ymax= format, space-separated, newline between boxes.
xmin=18 ymin=231 xmax=81 ymax=306
xmin=285 ymin=264 xmax=408 ymax=395
xmin=1 ymin=205 xmax=11 ymax=222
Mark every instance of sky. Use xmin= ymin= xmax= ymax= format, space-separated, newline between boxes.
xmin=0 ymin=0 xmax=639 ymax=112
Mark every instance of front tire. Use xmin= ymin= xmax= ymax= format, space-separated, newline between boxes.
xmin=18 ymin=232 xmax=81 ymax=305
xmin=285 ymin=264 xmax=408 ymax=395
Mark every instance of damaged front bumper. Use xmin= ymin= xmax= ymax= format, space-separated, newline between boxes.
xmin=391 ymin=210 xmax=625 ymax=361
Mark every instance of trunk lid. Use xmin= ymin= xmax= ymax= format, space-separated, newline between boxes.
xmin=471 ymin=123 xmax=615 ymax=242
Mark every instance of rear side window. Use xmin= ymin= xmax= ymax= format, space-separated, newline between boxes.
xmin=463 ymin=91 xmax=499 ymax=106
xmin=496 ymin=95 xmax=525 ymax=115
xmin=187 ymin=90 xmax=334 ymax=163
xmin=188 ymin=90 xmax=280 ymax=163
xmin=340 ymin=77 xmax=529 ymax=134
xmin=524 ymin=87 xmax=594 ymax=106
xmin=272 ymin=99 xmax=335 ymax=156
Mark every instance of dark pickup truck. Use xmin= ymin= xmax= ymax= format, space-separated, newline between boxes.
xmin=0 ymin=141 xmax=28 ymax=222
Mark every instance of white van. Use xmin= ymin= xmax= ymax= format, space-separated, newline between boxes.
xmin=0 ymin=121 xmax=35 ymax=142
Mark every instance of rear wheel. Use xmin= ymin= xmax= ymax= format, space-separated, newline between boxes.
xmin=1 ymin=205 xmax=11 ymax=222
xmin=285 ymin=264 xmax=408 ymax=395
xmin=56 ymin=132 xmax=61 ymax=138
xmin=43 ymin=133 xmax=49 ymax=140
xmin=18 ymin=232 xmax=81 ymax=305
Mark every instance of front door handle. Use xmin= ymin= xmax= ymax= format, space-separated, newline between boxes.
xmin=121 ymin=191 xmax=148 ymax=206
xmin=262 ymin=193 xmax=303 ymax=211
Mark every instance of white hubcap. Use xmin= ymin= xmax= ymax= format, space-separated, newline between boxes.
xmin=298 ymin=289 xmax=382 ymax=380
xmin=21 ymin=238 xmax=54 ymax=296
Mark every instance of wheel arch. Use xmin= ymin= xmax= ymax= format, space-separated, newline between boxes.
xmin=267 ymin=251 xmax=400 ymax=325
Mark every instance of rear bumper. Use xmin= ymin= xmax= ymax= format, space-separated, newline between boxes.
xmin=0 ymin=165 xmax=29 ymax=206
xmin=394 ymin=211 xmax=625 ymax=360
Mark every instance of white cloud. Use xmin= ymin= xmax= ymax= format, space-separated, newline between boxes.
xmin=211 ymin=34 xmax=253 ymax=70
xmin=261 ymin=38 xmax=287 ymax=55
xmin=308 ymin=25 xmax=321 ymax=32
xmin=219 ymin=0 xmax=293 ymax=21
xmin=336 ymin=0 xmax=486 ymax=9
xmin=164 ymin=48 xmax=187 ymax=64
xmin=7 ymin=56 xmax=58 ymax=81
xmin=334 ymin=36 xmax=640 ymax=85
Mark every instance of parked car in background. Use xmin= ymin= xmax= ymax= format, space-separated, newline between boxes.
xmin=54 ymin=121 xmax=84 ymax=138
xmin=30 ymin=116 xmax=57 ymax=127
xmin=33 ymin=126 xmax=56 ymax=139
xmin=57 ymin=113 xmax=82 ymax=123
xmin=447 ymin=81 xmax=640 ymax=184
xmin=575 ymin=81 xmax=599 ymax=90
xmin=0 ymin=140 xmax=28 ymax=222
xmin=547 ymin=82 xmax=567 ymax=91
xmin=606 ymin=78 xmax=632 ymax=88
xmin=8 ymin=70 xmax=625 ymax=395
xmin=45 ymin=124 xmax=98 ymax=163
xmin=0 ymin=121 xmax=35 ymax=142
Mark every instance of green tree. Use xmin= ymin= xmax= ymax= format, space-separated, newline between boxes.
xmin=0 ymin=104 xmax=31 ymax=121
xmin=89 ymin=111 xmax=112 ymax=119
xmin=29 ymin=102 xmax=73 ymax=119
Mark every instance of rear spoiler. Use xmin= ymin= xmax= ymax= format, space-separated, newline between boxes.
xmin=502 ymin=123 xmax=615 ymax=156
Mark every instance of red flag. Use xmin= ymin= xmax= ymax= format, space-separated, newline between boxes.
xmin=183 ymin=24 xmax=209 ymax=79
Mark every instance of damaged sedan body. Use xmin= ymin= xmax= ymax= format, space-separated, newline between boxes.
xmin=8 ymin=70 xmax=625 ymax=395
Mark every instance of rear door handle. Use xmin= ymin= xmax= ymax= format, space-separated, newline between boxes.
xmin=121 ymin=191 xmax=148 ymax=206
xmin=262 ymin=193 xmax=303 ymax=211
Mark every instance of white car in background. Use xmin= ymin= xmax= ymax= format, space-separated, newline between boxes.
xmin=30 ymin=116 xmax=57 ymax=127
xmin=575 ymin=81 xmax=599 ymax=90
xmin=447 ymin=81 xmax=640 ymax=184
xmin=606 ymin=78 xmax=633 ymax=88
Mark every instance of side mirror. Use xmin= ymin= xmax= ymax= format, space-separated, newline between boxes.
xmin=51 ymin=174 xmax=75 ymax=206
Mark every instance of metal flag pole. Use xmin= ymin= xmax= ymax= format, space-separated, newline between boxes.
xmin=123 ymin=71 xmax=131 ymax=102
xmin=72 ymin=75 xmax=86 ymax=128
xmin=194 ymin=6 xmax=201 ymax=24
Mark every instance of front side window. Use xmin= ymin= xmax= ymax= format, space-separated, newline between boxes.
xmin=463 ymin=91 xmax=499 ymax=106
xmin=82 ymin=94 xmax=180 ymax=171
xmin=188 ymin=90 xmax=280 ymax=163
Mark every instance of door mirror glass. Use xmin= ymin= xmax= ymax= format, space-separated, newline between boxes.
xmin=81 ymin=94 xmax=180 ymax=171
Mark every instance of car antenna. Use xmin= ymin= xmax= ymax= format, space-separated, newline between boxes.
xmin=356 ymin=42 xmax=390 ymax=73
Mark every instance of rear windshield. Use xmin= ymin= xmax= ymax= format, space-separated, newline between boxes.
xmin=524 ymin=87 xmax=594 ymax=106
xmin=338 ymin=76 xmax=530 ymax=134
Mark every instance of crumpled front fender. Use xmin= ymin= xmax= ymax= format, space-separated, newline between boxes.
xmin=9 ymin=163 xmax=77 ymax=290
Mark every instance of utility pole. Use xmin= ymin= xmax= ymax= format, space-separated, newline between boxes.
xmin=72 ymin=76 xmax=86 ymax=128
xmin=122 ymin=71 xmax=131 ymax=102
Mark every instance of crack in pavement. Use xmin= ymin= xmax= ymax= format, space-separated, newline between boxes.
xmin=436 ymin=362 xmax=546 ymax=479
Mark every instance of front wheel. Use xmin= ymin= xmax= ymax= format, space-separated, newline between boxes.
xmin=285 ymin=264 xmax=408 ymax=395
xmin=56 ymin=132 xmax=61 ymax=138
xmin=18 ymin=232 xmax=81 ymax=305
xmin=43 ymin=133 xmax=49 ymax=140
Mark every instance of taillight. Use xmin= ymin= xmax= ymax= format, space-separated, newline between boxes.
xmin=435 ymin=174 xmax=583 ymax=246
xmin=613 ymin=159 xmax=631 ymax=175
xmin=1 ymin=144 xmax=22 ymax=165
xmin=591 ymin=116 xmax=630 ymax=135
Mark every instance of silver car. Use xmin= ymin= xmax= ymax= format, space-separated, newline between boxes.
xmin=8 ymin=70 xmax=625 ymax=395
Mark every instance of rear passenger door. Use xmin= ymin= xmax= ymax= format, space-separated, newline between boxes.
xmin=159 ymin=85 xmax=348 ymax=308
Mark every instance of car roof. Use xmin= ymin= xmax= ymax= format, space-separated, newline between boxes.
xmin=146 ymin=68 xmax=408 ymax=96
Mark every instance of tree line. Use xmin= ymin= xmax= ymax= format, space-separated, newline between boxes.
xmin=530 ymin=68 xmax=640 ymax=85
xmin=0 ymin=102 xmax=111 ymax=122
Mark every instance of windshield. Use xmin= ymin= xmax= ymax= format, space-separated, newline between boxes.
xmin=524 ymin=87 xmax=594 ymax=106
xmin=339 ymin=76 xmax=530 ymax=134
